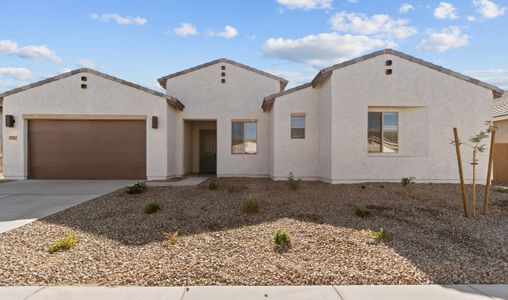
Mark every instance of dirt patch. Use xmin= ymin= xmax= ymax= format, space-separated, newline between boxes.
xmin=0 ymin=178 xmax=506 ymax=286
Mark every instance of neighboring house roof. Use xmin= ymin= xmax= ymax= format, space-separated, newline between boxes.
xmin=0 ymin=68 xmax=185 ymax=111
xmin=263 ymin=49 xmax=504 ymax=111
xmin=494 ymin=93 xmax=508 ymax=120
xmin=157 ymin=58 xmax=289 ymax=91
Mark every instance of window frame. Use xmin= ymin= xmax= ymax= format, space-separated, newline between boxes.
xmin=231 ymin=119 xmax=258 ymax=155
xmin=367 ymin=111 xmax=399 ymax=154
xmin=290 ymin=113 xmax=306 ymax=139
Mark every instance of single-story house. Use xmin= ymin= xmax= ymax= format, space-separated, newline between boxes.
xmin=0 ymin=49 xmax=504 ymax=183
xmin=493 ymin=93 xmax=508 ymax=184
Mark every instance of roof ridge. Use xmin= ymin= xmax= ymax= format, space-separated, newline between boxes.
xmin=157 ymin=58 xmax=288 ymax=90
xmin=0 ymin=68 xmax=184 ymax=110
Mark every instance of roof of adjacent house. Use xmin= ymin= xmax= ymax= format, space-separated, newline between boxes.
xmin=263 ymin=49 xmax=504 ymax=111
xmin=0 ymin=68 xmax=185 ymax=111
xmin=494 ymin=93 xmax=508 ymax=119
xmin=157 ymin=58 xmax=288 ymax=91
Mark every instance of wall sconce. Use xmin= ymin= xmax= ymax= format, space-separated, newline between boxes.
xmin=152 ymin=116 xmax=158 ymax=129
xmin=5 ymin=115 xmax=15 ymax=127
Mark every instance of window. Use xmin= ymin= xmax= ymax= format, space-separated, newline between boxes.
xmin=368 ymin=112 xmax=398 ymax=153
xmin=232 ymin=121 xmax=257 ymax=154
xmin=291 ymin=114 xmax=305 ymax=139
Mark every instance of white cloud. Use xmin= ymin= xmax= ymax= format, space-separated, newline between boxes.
xmin=77 ymin=59 xmax=96 ymax=69
xmin=399 ymin=3 xmax=414 ymax=14
xmin=347 ymin=0 xmax=359 ymax=3
xmin=0 ymin=39 xmax=61 ymax=63
xmin=276 ymin=0 xmax=332 ymax=10
xmin=262 ymin=32 xmax=386 ymax=67
xmin=467 ymin=15 xmax=477 ymax=22
xmin=207 ymin=25 xmax=238 ymax=39
xmin=330 ymin=12 xmax=417 ymax=40
xmin=0 ymin=67 xmax=33 ymax=80
xmin=473 ymin=0 xmax=506 ymax=19
xmin=90 ymin=13 xmax=147 ymax=25
xmin=417 ymin=26 xmax=470 ymax=52
xmin=466 ymin=68 xmax=508 ymax=88
xmin=173 ymin=23 xmax=198 ymax=36
xmin=434 ymin=2 xmax=459 ymax=19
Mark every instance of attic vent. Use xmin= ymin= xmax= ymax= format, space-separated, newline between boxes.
xmin=385 ymin=60 xmax=393 ymax=66
xmin=221 ymin=78 xmax=226 ymax=84
xmin=221 ymin=65 xmax=226 ymax=70
xmin=81 ymin=84 xmax=87 ymax=89
xmin=81 ymin=76 xmax=87 ymax=81
xmin=221 ymin=72 xmax=226 ymax=77
xmin=386 ymin=69 xmax=393 ymax=75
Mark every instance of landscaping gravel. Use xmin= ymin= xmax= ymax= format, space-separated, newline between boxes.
xmin=0 ymin=178 xmax=506 ymax=286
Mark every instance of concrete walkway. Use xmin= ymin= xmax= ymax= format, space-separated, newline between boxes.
xmin=0 ymin=180 xmax=135 ymax=233
xmin=146 ymin=176 xmax=211 ymax=187
xmin=2 ymin=285 xmax=506 ymax=300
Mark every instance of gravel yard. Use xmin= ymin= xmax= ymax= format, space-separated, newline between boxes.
xmin=0 ymin=178 xmax=506 ymax=286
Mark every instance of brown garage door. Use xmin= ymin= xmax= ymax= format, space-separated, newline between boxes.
xmin=28 ymin=120 xmax=146 ymax=179
xmin=493 ymin=144 xmax=508 ymax=184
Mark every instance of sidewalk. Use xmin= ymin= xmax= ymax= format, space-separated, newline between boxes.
xmin=2 ymin=285 xmax=506 ymax=300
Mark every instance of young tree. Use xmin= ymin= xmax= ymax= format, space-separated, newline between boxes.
xmin=451 ymin=122 xmax=495 ymax=216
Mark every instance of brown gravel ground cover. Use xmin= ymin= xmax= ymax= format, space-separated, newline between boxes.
xmin=0 ymin=178 xmax=507 ymax=286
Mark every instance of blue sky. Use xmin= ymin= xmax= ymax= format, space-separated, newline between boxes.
xmin=1 ymin=0 xmax=507 ymax=92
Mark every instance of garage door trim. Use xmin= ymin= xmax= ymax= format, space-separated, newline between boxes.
xmin=23 ymin=114 xmax=146 ymax=120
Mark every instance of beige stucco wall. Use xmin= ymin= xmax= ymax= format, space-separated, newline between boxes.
xmin=272 ymin=53 xmax=493 ymax=183
xmin=2 ymin=72 xmax=173 ymax=180
xmin=165 ymin=61 xmax=281 ymax=177
xmin=329 ymin=54 xmax=492 ymax=183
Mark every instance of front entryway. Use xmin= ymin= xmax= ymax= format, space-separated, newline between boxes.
xmin=199 ymin=130 xmax=217 ymax=174
xmin=183 ymin=120 xmax=217 ymax=175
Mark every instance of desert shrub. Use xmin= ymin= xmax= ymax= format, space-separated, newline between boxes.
xmin=126 ymin=182 xmax=148 ymax=194
xmin=144 ymin=202 xmax=160 ymax=214
xmin=401 ymin=177 xmax=416 ymax=186
xmin=354 ymin=207 xmax=371 ymax=218
xmin=370 ymin=228 xmax=389 ymax=240
xmin=163 ymin=231 xmax=179 ymax=246
xmin=243 ymin=195 xmax=259 ymax=214
xmin=287 ymin=172 xmax=300 ymax=190
xmin=48 ymin=234 xmax=78 ymax=253
xmin=273 ymin=229 xmax=291 ymax=248
xmin=494 ymin=186 xmax=508 ymax=193
xmin=207 ymin=180 xmax=218 ymax=190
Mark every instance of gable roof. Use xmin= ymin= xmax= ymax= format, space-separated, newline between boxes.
xmin=494 ymin=93 xmax=508 ymax=120
xmin=0 ymin=68 xmax=185 ymax=111
xmin=157 ymin=58 xmax=288 ymax=91
xmin=263 ymin=49 xmax=504 ymax=111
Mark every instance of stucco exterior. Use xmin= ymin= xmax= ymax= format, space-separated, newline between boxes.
xmin=1 ymin=72 xmax=174 ymax=180
xmin=0 ymin=49 xmax=502 ymax=183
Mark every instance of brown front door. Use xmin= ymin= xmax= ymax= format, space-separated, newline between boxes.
xmin=28 ymin=119 xmax=146 ymax=179
xmin=199 ymin=130 xmax=216 ymax=174
xmin=493 ymin=143 xmax=508 ymax=184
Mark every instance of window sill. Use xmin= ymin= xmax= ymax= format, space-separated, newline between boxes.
xmin=367 ymin=153 xmax=416 ymax=158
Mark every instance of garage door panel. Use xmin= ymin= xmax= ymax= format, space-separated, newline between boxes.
xmin=29 ymin=120 xmax=146 ymax=179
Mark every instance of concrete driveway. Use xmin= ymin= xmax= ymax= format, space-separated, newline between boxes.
xmin=0 ymin=180 xmax=135 ymax=233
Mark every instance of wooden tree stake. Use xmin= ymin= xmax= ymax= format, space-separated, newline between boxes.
xmin=453 ymin=128 xmax=468 ymax=217
xmin=483 ymin=130 xmax=496 ymax=215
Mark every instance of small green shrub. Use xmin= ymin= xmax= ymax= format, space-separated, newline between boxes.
xmin=273 ymin=229 xmax=291 ymax=248
xmin=370 ymin=228 xmax=389 ymax=240
xmin=354 ymin=207 xmax=371 ymax=218
xmin=208 ymin=180 xmax=218 ymax=190
xmin=126 ymin=182 xmax=148 ymax=194
xmin=288 ymin=172 xmax=300 ymax=190
xmin=243 ymin=195 xmax=259 ymax=214
xmin=494 ymin=186 xmax=508 ymax=193
xmin=48 ymin=234 xmax=78 ymax=253
xmin=144 ymin=202 xmax=160 ymax=214
xmin=401 ymin=177 xmax=416 ymax=186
